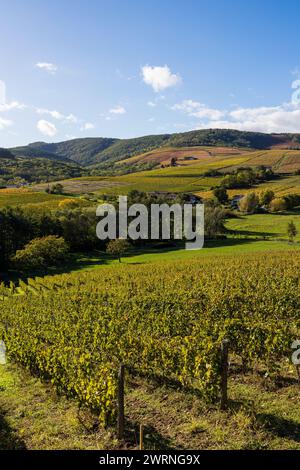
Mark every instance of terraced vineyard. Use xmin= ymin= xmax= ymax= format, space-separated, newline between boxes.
xmin=0 ymin=251 xmax=299 ymax=425
xmin=30 ymin=147 xmax=300 ymax=198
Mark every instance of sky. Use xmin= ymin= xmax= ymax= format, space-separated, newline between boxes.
xmin=1 ymin=0 xmax=300 ymax=147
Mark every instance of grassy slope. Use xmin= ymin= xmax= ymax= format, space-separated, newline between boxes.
xmin=29 ymin=149 xmax=300 ymax=198
xmin=28 ymin=242 xmax=299 ymax=281
xmin=0 ymin=190 xmax=82 ymax=209
xmin=226 ymin=209 xmax=300 ymax=242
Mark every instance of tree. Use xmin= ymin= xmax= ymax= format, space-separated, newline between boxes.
xmin=238 ymin=192 xmax=259 ymax=214
xmin=12 ymin=235 xmax=69 ymax=271
xmin=106 ymin=239 xmax=130 ymax=262
xmin=213 ymin=186 xmax=228 ymax=204
xmin=46 ymin=183 xmax=64 ymax=195
xmin=287 ymin=221 xmax=297 ymax=243
xmin=259 ymin=190 xmax=275 ymax=208
xmin=204 ymin=206 xmax=226 ymax=239
xmin=269 ymin=198 xmax=287 ymax=213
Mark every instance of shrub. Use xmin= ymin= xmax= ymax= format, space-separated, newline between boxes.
xmin=287 ymin=221 xmax=297 ymax=242
xmin=106 ymin=239 xmax=130 ymax=262
xmin=213 ymin=186 xmax=229 ymax=204
xmin=259 ymin=190 xmax=275 ymax=207
xmin=238 ymin=192 xmax=259 ymax=214
xmin=58 ymin=199 xmax=80 ymax=210
xmin=269 ymin=198 xmax=287 ymax=213
xmin=12 ymin=235 xmax=69 ymax=270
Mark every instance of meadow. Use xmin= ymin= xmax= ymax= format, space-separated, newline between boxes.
xmin=0 ymin=189 xmax=76 ymax=209
xmin=226 ymin=209 xmax=300 ymax=242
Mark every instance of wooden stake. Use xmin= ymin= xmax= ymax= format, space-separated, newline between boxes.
xmin=117 ymin=364 xmax=125 ymax=440
xmin=220 ymin=339 xmax=229 ymax=410
xmin=139 ymin=424 xmax=144 ymax=450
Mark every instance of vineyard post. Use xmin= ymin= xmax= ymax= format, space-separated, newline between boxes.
xmin=139 ymin=424 xmax=144 ymax=450
xmin=296 ymin=365 xmax=300 ymax=383
xmin=117 ymin=364 xmax=125 ymax=440
xmin=220 ymin=338 xmax=229 ymax=410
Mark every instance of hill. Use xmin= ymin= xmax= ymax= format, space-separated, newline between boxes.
xmin=0 ymin=148 xmax=15 ymax=159
xmin=8 ymin=129 xmax=300 ymax=168
xmin=0 ymin=156 xmax=85 ymax=186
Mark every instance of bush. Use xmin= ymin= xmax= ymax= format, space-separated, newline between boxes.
xmin=106 ymin=239 xmax=130 ymax=262
xmin=12 ymin=235 xmax=69 ymax=270
xmin=259 ymin=190 xmax=275 ymax=207
xmin=287 ymin=220 xmax=297 ymax=242
xmin=269 ymin=198 xmax=287 ymax=213
xmin=238 ymin=192 xmax=259 ymax=214
xmin=213 ymin=186 xmax=228 ymax=204
xmin=205 ymin=205 xmax=227 ymax=238
xmin=58 ymin=199 xmax=80 ymax=210
xmin=283 ymin=194 xmax=300 ymax=210
xmin=46 ymin=183 xmax=64 ymax=195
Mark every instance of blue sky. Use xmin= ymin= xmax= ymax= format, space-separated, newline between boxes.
xmin=1 ymin=0 xmax=300 ymax=147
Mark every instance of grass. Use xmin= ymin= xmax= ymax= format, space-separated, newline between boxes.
xmin=226 ymin=208 xmax=300 ymax=242
xmin=0 ymin=190 xmax=75 ymax=209
xmin=0 ymin=360 xmax=299 ymax=450
xmin=12 ymin=240 xmax=297 ymax=281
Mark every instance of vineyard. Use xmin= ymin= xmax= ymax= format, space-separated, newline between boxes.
xmin=0 ymin=251 xmax=299 ymax=427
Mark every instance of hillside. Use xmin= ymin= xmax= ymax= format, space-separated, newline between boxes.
xmin=11 ymin=137 xmax=118 ymax=165
xmin=0 ymin=156 xmax=85 ymax=186
xmin=8 ymin=129 xmax=300 ymax=168
xmin=0 ymin=148 xmax=15 ymax=159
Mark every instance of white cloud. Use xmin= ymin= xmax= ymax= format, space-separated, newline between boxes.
xmin=0 ymin=80 xmax=6 ymax=105
xmin=291 ymin=80 xmax=300 ymax=105
xmin=147 ymin=101 xmax=156 ymax=107
xmin=80 ymin=122 xmax=95 ymax=131
xmin=0 ymin=101 xmax=26 ymax=112
xmin=109 ymin=105 xmax=126 ymax=114
xmin=36 ymin=108 xmax=78 ymax=123
xmin=172 ymin=81 xmax=300 ymax=133
xmin=207 ymin=104 xmax=300 ymax=133
xmin=0 ymin=117 xmax=13 ymax=130
xmin=172 ymin=99 xmax=224 ymax=120
xmin=37 ymin=119 xmax=57 ymax=137
xmin=35 ymin=62 xmax=58 ymax=74
xmin=142 ymin=65 xmax=181 ymax=92
xmin=36 ymin=108 xmax=63 ymax=120
xmin=65 ymin=113 xmax=78 ymax=123
xmin=0 ymin=80 xmax=26 ymax=111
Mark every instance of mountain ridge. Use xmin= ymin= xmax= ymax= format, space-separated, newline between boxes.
xmin=8 ymin=128 xmax=300 ymax=168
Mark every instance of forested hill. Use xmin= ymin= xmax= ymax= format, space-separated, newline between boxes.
xmin=9 ymin=129 xmax=300 ymax=167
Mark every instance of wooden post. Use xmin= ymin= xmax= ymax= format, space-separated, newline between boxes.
xmin=296 ymin=365 xmax=300 ymax=383
xmin=117 ymin=364 xmax=125 ymax=440
xmin=220 ymin=339 xmax=229 ymax=410
xmin=139 ymin=424 xmax=144 ymax=450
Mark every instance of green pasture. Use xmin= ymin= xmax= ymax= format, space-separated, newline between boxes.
xmin=227 ymin=208 xmax=300 ymax=241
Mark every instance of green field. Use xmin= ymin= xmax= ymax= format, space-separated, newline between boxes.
xmin=0 ymin=190 xmax=92 ymax=210
xmin=0 ymin=191 xmax=72 ymax=209
xmin=14 ymin=240 xmax=297 ymax=281
xmin=226 ymin=209 xmax=300 ymax=242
